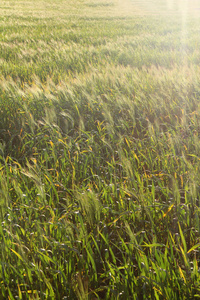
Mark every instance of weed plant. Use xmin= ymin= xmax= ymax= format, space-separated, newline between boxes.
xmin=1 ymin=0 xmax=200 ymax=299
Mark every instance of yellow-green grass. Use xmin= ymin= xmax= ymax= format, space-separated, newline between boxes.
xmin=1 ymin=0 xmax=200 ymax=299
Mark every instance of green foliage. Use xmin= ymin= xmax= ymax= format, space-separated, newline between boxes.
xmin=1 ymin=0 xmax=200 ymax=298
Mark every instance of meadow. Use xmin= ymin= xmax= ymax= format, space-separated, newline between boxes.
xmin=1 ymin=0 xmax=200 ymax=298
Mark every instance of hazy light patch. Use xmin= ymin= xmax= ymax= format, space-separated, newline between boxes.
xmin=180 ymin=0 xmax=188 ymax=65
xmin=167 ymin=0 xmax=174 ymax=10
xmin=125 ymin=0 xmax=200 ymax=17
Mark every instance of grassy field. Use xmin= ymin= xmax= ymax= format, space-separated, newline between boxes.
xmin=1 ymin=0 xmax=200 ymax=298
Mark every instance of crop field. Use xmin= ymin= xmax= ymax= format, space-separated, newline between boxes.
xmin=1 ymin=0 xmax=200 ymax=298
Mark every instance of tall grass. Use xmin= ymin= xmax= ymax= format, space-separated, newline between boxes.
xmin=1 ymin=0 xmax=200 ymax=298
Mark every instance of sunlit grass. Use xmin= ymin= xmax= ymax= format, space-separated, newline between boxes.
xmin=1 ymin=0 xmax=200 ymax=299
